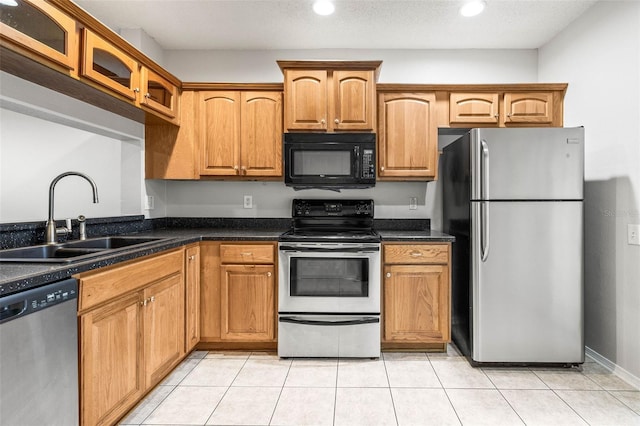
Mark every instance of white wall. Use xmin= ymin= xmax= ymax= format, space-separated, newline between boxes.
xmin=539 ymin=1 xmax=640 ymax=383
xmin=155 ymin=48 xmax=538 ymax=223
xmin=0 ymin=72 xmax=146 ymax=223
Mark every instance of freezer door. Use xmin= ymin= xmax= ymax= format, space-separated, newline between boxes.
xmin=471 ymin=200 xmax=584 ymax=363
xmin=470 ymin=127 xmax=584 ymax=201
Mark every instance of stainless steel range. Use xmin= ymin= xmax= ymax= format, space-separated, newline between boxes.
xmin=278 ymin=199 xmax=381 ymax=358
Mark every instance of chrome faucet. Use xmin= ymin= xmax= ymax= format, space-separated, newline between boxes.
xmin=45 ymin=172 xmax=99 ymax=244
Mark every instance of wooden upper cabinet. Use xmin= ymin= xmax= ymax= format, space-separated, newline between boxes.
xmin=448 ymin=89 xmax=561 ymax=127
xmin=449 ymin=92 xmax=499 ymax=124
xmin=240 ymin=91 xmax=283 ymax=177
xmin=81 ymin=28 xmax=139 ymax=101
xmin=200 ymin=91 xmax=241 ymax=176
xmin=0 ymin=0 xmax=79 ymax=75
xmin=284 ymin=69 xmax=328 ymax=131
xmin=199 ymin=90 xmax=282 ymax=177
xmin=140 ymin=66 xmax=179 ymax=121
xmin=332 ymin=70 xmax=376 ymax=131
xmin=504 ymin=92 xmax=554 ymax=124
xmin=377 ymin=92 xmax=438 ymax=180
xmin=280 ymin=61 xmax=381 ymax=132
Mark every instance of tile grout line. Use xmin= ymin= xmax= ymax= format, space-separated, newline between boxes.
xmin=485 ymin=367 xmax=529 ymax=426
xmin=429 ymin=350 xmax=464 ymax=426
xmin=202 ymin=351 xmax=251 ymax=426
xmin=381 ymin=352 xmax=400 ymax=426
xmin=267 ymin=355 xmax=293 ymax=426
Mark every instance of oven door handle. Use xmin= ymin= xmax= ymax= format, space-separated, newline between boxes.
xmin=279 ymin=246 xmax=380 ymax=253
xmin=279 ymin=316 xmax=380 ymax=326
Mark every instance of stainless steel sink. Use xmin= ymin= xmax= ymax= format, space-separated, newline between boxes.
xmin=0 ymin=236 xmax=166 ymax=263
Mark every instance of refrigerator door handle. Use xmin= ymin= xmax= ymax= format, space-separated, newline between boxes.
xmin=481 ymin=201 xmax=490 ymax=262
xmin=480 ymin=139 xmax=489 ymax=200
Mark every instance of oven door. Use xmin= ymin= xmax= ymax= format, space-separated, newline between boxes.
xmin=278 ymin=242 xmax=381 ymax=314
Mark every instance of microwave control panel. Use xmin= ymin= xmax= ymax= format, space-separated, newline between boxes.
xmin=361 ymin=149 xmax=375 ymax=179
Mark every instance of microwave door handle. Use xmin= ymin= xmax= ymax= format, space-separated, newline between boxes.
xmin=354 ymin=146 xmax=360 ymax=178
xmin=278 ymin=246 xmax=380 ymax=253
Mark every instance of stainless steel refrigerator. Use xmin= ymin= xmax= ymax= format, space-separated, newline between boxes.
xmin=442 ymin=127 xmax=584 ymax=365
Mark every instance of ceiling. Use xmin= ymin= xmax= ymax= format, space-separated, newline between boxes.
xmin=74 ymin=0 xmax=598 ymax=51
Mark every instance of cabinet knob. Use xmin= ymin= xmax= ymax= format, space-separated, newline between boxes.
xmin=140 ymin=299 xmax=147 ymax=306
xmin=494 ymin=114 xmax=499 ymax=118
xmin=188 ymin=255 xmax=195 ymax=261
xmin=241 ymin=166 xmax=247 ymax=175
xmin=134 ymin=88 xmax=140 ymax=93
xmin=150 ymin=296 xmax=155 ymax=303
xmin=507 ymin=113 xmax=512 ymax=118
xmin=386 ymin=272 xmax=391 ymax=278
xmin=234 ymin=165 xmax=239 ymax=174
xmin=380 ymin=166 xmax=385 ymax=171
xmin=334 ymin=118 xmax=340 ymax=124
xmin=267 ymin=272 xmax=272 ymax=277
xmin=320 ymin=119 xmax=326 ymax=125
xmin=144 ymin=93 xmax=151 ymax=99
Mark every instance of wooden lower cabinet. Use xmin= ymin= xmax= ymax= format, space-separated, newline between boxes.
xmin=382 ymin=243 xmax=451 ymax=350
xmin=80 ymin=292 xmax=143 ymax=426
xmin=185 ymin=244 xmax=201 ymax=352
xmin=77 ymin=249 xmax=186 ymax=426
xmin=143 ymin=273 xmax=185 ymax=386
xmin=199 ymin=241 xmax=277 ymax=347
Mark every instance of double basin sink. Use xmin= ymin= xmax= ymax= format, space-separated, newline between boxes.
xmin=0 ymin=236 xmax=167 ymax=263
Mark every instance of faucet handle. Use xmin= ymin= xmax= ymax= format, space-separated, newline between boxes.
xmin=78 ymin=215 xmax=87 ymax=240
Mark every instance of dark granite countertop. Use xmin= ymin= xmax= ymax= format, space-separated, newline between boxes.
xmin=1 ymin=225 xmax=454 ymax=297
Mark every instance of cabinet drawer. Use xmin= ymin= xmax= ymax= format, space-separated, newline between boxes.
xmin=384 ymin=244 xmax=449 ymax=264
xmin=220 ymin=244 xmax=275 ymax=264
xmin=78 ymin=249 xmax=184 ymax=311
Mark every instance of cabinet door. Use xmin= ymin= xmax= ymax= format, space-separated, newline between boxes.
xmin=0 ymin=0 xmax=78 ymax=73
xmin=80 ymin=293 xmax=143 ymax=426
xmin=384 ymin=264 xmax=450 ymax=343
xmin=449 ymin=92 xmax=500 ymax=125
xmin=284 ymin=69 xmax=328 ymax=131
xmin=378 ymin=92 xmax=438 ymax=179
xmin=200 ymin=91 xmax=241 ymax=175
xmin=140 ymin=66 xmax=179 ymax=121
xmin=332 ymin=70 xmax=375 ymax=131
xmin=143 ymin=273 xmax=185 ymax=387
xmin=220 ymin=264 xmax=275 ymax=341
xmin=81 ymin=28 xmax=139 ymax=101
xmin=185 ymin=245 xmax=201 ymax=352
xmin=240 ymin=91 xmax=283 ymax=177
xmin=504 ymin=92 xmax=554 ymax=124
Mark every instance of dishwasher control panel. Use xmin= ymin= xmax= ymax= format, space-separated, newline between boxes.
xmin=0 ymin=278 xmax=77 ymax=324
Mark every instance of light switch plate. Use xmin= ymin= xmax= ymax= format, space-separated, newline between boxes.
xmin=144 ymin=196 xmax=154 ymax=210
xmin=628 ymin=224 xmax=640 ymax=245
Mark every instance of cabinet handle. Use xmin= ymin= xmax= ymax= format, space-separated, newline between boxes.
xmin=380 ymin=166 xmax=385 ymax=171
xmin=134 ymin=88 xmax=140 ymax=93
xmin=233 ymin=165 xmax=239 ymax=174
xmin=267 ymin=272 xmax=272 ymax=277
xmin=334 ymin=118 xmax=340 ymax=124
xmin=188 ymin=255 xmax=195 ymax=261
xmin=410 ymin=251 xmax=424 ymax=257
xmin=241 ymin=252 xmax=253 ymax=256
xmin=386 ymin=272 xmax=391 ymax=278
xmin=140 ymin=299 xmax=147 ymax=306
xmin=320 ymin=119 xmax=326 ymax=125
xmin=241 ymin=166 xmax=247 ymax=175
xmin=149 ymin=296 xmax=155 ymax=303
xmin=144 ymin=93 xmax=151 ymax=99
xmin=494 ymin=114 xmax=499 ymax=118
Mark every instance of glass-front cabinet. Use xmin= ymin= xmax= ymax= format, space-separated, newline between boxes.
xmin=140 ymin=66 xmax=179 ymax=120
xmin=0 ymin=0 xmax=78 ymax=74
xmin=81 ymin=28 xmax=139 ymax=101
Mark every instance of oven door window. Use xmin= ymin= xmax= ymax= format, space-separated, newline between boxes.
xmin=292 ymin=150 xmax=353 ymax=177
xmin=290 ymin=257 xmax=368 ymax=297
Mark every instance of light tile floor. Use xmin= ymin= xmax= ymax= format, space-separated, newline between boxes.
xmin=120 ymin=344 xmax=640 ymax=426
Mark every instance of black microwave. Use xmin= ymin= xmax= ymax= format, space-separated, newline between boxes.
xmin=284 ymin=133 xmax=376 ymax=189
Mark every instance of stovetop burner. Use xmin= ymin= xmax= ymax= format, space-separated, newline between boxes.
xmin=279 ymin=199 xmax=380 ymax=243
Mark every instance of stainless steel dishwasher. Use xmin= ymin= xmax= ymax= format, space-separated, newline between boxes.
xmin=0 ymin=278 xmax=79 ymax=426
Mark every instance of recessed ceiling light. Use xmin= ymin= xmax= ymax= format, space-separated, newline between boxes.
xmin=460 ymin=0 xmax=486 ymax=17
xmin=313 ymin=0 xmax=335 ymax=16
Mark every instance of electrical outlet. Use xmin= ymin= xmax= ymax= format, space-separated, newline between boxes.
xmin=144 ymin=196 xmax=154 ymax=210
xmin=409 ymin=197 xmax=418 ymax=210
xmin=628 ymin=224 xmax=640 ymax=245
xmin=243 ymin=195 xmax=253 ymax=209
